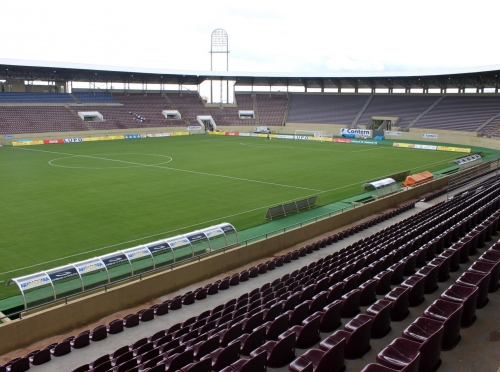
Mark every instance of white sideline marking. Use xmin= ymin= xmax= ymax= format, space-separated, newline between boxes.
xmin=2 ymin=148 xmax=458 ymax=277
xmin=15 ymin=147 xmax=323 ymax=192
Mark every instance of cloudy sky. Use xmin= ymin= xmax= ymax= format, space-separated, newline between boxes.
xmin=3 ymin=0 xmax=499 ymax=74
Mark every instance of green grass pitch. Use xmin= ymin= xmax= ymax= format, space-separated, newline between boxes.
xmin=0 ymin=135 xmax=460 ymax=301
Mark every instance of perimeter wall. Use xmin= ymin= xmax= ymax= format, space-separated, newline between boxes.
xmin=2 ymin=123 xmax=500 ymax=151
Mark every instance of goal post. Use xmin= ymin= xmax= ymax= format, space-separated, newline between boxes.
xmin=294 ymin=130 xmax=326 ymax=141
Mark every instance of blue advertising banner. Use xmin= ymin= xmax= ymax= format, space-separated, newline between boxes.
xmin=101 ymin=253 xmax=128 ymax=267
xmin=146 ymin=241 xmax=171 ymax=254
xmin=48 ymin=267 xmax=79 ymax=282
xmin=124 ymin=134 xmax=141 ymax=139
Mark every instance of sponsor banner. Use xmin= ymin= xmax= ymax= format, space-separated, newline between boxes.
xmin=351 ymin=140 xmax=378 ymax=145
xmin=415 ymin=144 xmax=437 ymax=150
xmin=221 ymin=225 xmax=235 ymax=233
xmin=422 ymin=133 xmax=438 ymax=139
xmin=187 ymin=233 xmax=207 ymax=243
xmin=251 ymin=133 xmax=259 ymax=137
xmin=169 ymin=131 xmax=189 ymax=136
xmin=74 ymin=259 xmax=106 ymax=274
xmin=333 ymin=138 xmax=351 ymax=143
xmin=385 ymin=131 xmax=402 ymax=136
xmin=225 ymin=132 xmax=239 ymax=136
xmin=166 ymin=236 xmax=191 ymax=248
xmin=239 ymin=132 xmax=251 ymax=137
xmin=393 ymin=143 xmax=437 ymax=151
xmin=124 ymin=247 xmax=151 ymax=261
xmin=186 ymin=126 xmax=202 ymax=131
xmin=101 ymin=253 xmax=128 ymax=267
xmin=146 ymin=241 xmax=171 ymax=255
xmin=203 ymin=227 xmax=224 ymax=238
xmin=340 ymin=128 xmax=372 ymax=136
xmin=48 ymin=267 xmax=79 ymax=282
xmin=145 ymin=133 xmax=171 ymax=138
xmin=83 ymin=135 xmax=124 ymax=142
xmin=257 ymin=133 xmax=269 ymax=138
xmin=4 ymin=134 xmax=14 ymax=140
xmin=12 ymin=140 xmax=44 ymax=146
xmin=294 ymin=135 xmax=309 ymax=141
xmin=437 ymin=146 xmax=471 ymax=153
xmin=393 ymin=143 xmax=414 ymax=148
xmin=278 ymin=134 xmax=295 ymax=139
xmin=209 ymin=131 xmax=226 ymax=136
xmin=124 ymin=134 xmax=141 ymax=139
xmin=43 ymin=139 xmax=64 ymax=145
xmin=18 ymin=274 xmax=51 ymax=290
xmin=308 ymin=136 xmax=332 ymax=142
xmin=64 ymin=138 xmax=83 ymax=143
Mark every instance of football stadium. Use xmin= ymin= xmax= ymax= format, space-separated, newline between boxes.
xmin=1 ymin=13 xmax=500 ymax=372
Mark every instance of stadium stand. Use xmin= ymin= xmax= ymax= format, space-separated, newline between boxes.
xmin=287 ymin=94 xmax=368 ymax=124
xmin=411 ymin=96 xmax=500 ymax=131
xmin=72 ymin=92 xmax=118 ymax=103
xmin=2 ymin=91 xmax=500 ymax=134
xmin=357 ymin=95 xmax=439 ymax=128
xmin=0 ymin=92 xmax=76 ymax=103
xmin=234 ymin=94 xmax=254 ymax=110
xmin=256 ymin=94 xmax=287 ymax=126
xmin=0 ymin=106 xmax=88 ymax=133
xmin=4 ymin=173 xmax=499 ymax=372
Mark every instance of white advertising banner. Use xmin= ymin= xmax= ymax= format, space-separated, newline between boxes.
xmin=385 ymin=131 xmax=402 ymax=136
xmin=18 ymin=274 xmax=51 ymax=290
xmin=74 ymin=258 xmax=106 ymax=274
xmin=422 ymin=133 xmax=438 ymax=139
xmin=415 ymin=144 xmax=437 ymax=150
xmin=341 ymin=128 xmax=372 ymax=136
xmin=294 ymin=135 xmax=309 ymax=141
xmin=123 ymin=246 xmax=151 ymax=261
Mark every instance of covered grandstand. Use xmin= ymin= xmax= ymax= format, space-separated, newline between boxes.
xmin=1 ymin=59 xmax=500 ymax=372
xmin=1 ymin=59 xmax=500 ymax=140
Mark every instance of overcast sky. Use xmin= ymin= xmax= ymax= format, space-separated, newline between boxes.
xmin=3 ymin=0 xmax=500 ymax=74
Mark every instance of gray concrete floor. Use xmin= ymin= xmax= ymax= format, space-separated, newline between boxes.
xmin=2 ymin=191 xmax=500 ymax=372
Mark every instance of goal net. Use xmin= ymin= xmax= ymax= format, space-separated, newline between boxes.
xmin=294 ymin=130 xmax=326 ymax=141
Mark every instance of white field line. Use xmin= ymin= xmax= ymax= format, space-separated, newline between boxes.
xmin=2 ymin=148 xmax=458 ymax=277
xmin=203 ymin=139 xmax=384 ymax=154
xmin=15 ymin=147 xmax=323 ymax=192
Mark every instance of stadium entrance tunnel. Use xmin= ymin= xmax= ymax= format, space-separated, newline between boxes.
xmin=77 ymin=111 xmax=103 ymax=122
xmin=197 ymin=115 xmax=216 ymax=131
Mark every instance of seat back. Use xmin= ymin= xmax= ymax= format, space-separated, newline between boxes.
xmin=317 ymin=341 xmax=345 ymax=372
xmin=213 ymin=341 xmax=241 ymax=371
xmin=268 ymin=332 xmax=296 ymax=368
xmin=267 ymin=313 xmax=290 ymax=341
xmin=240 ymin=350 xmax=267 ymax=372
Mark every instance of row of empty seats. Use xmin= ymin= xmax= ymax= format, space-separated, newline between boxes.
xmin=286 ymin=94 xmax=500 ymax=132
xmin=0 ymin=92 xmax=116 ymax=104
xmin=0 ymin=93 xmax=288 ymax=134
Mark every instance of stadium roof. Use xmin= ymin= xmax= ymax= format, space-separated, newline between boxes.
xmin=1 ymin=58 xmax=500 ymax=91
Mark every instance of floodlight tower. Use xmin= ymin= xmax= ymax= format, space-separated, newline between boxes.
xmin=210 ymin=29 xmax=229 ymax=104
